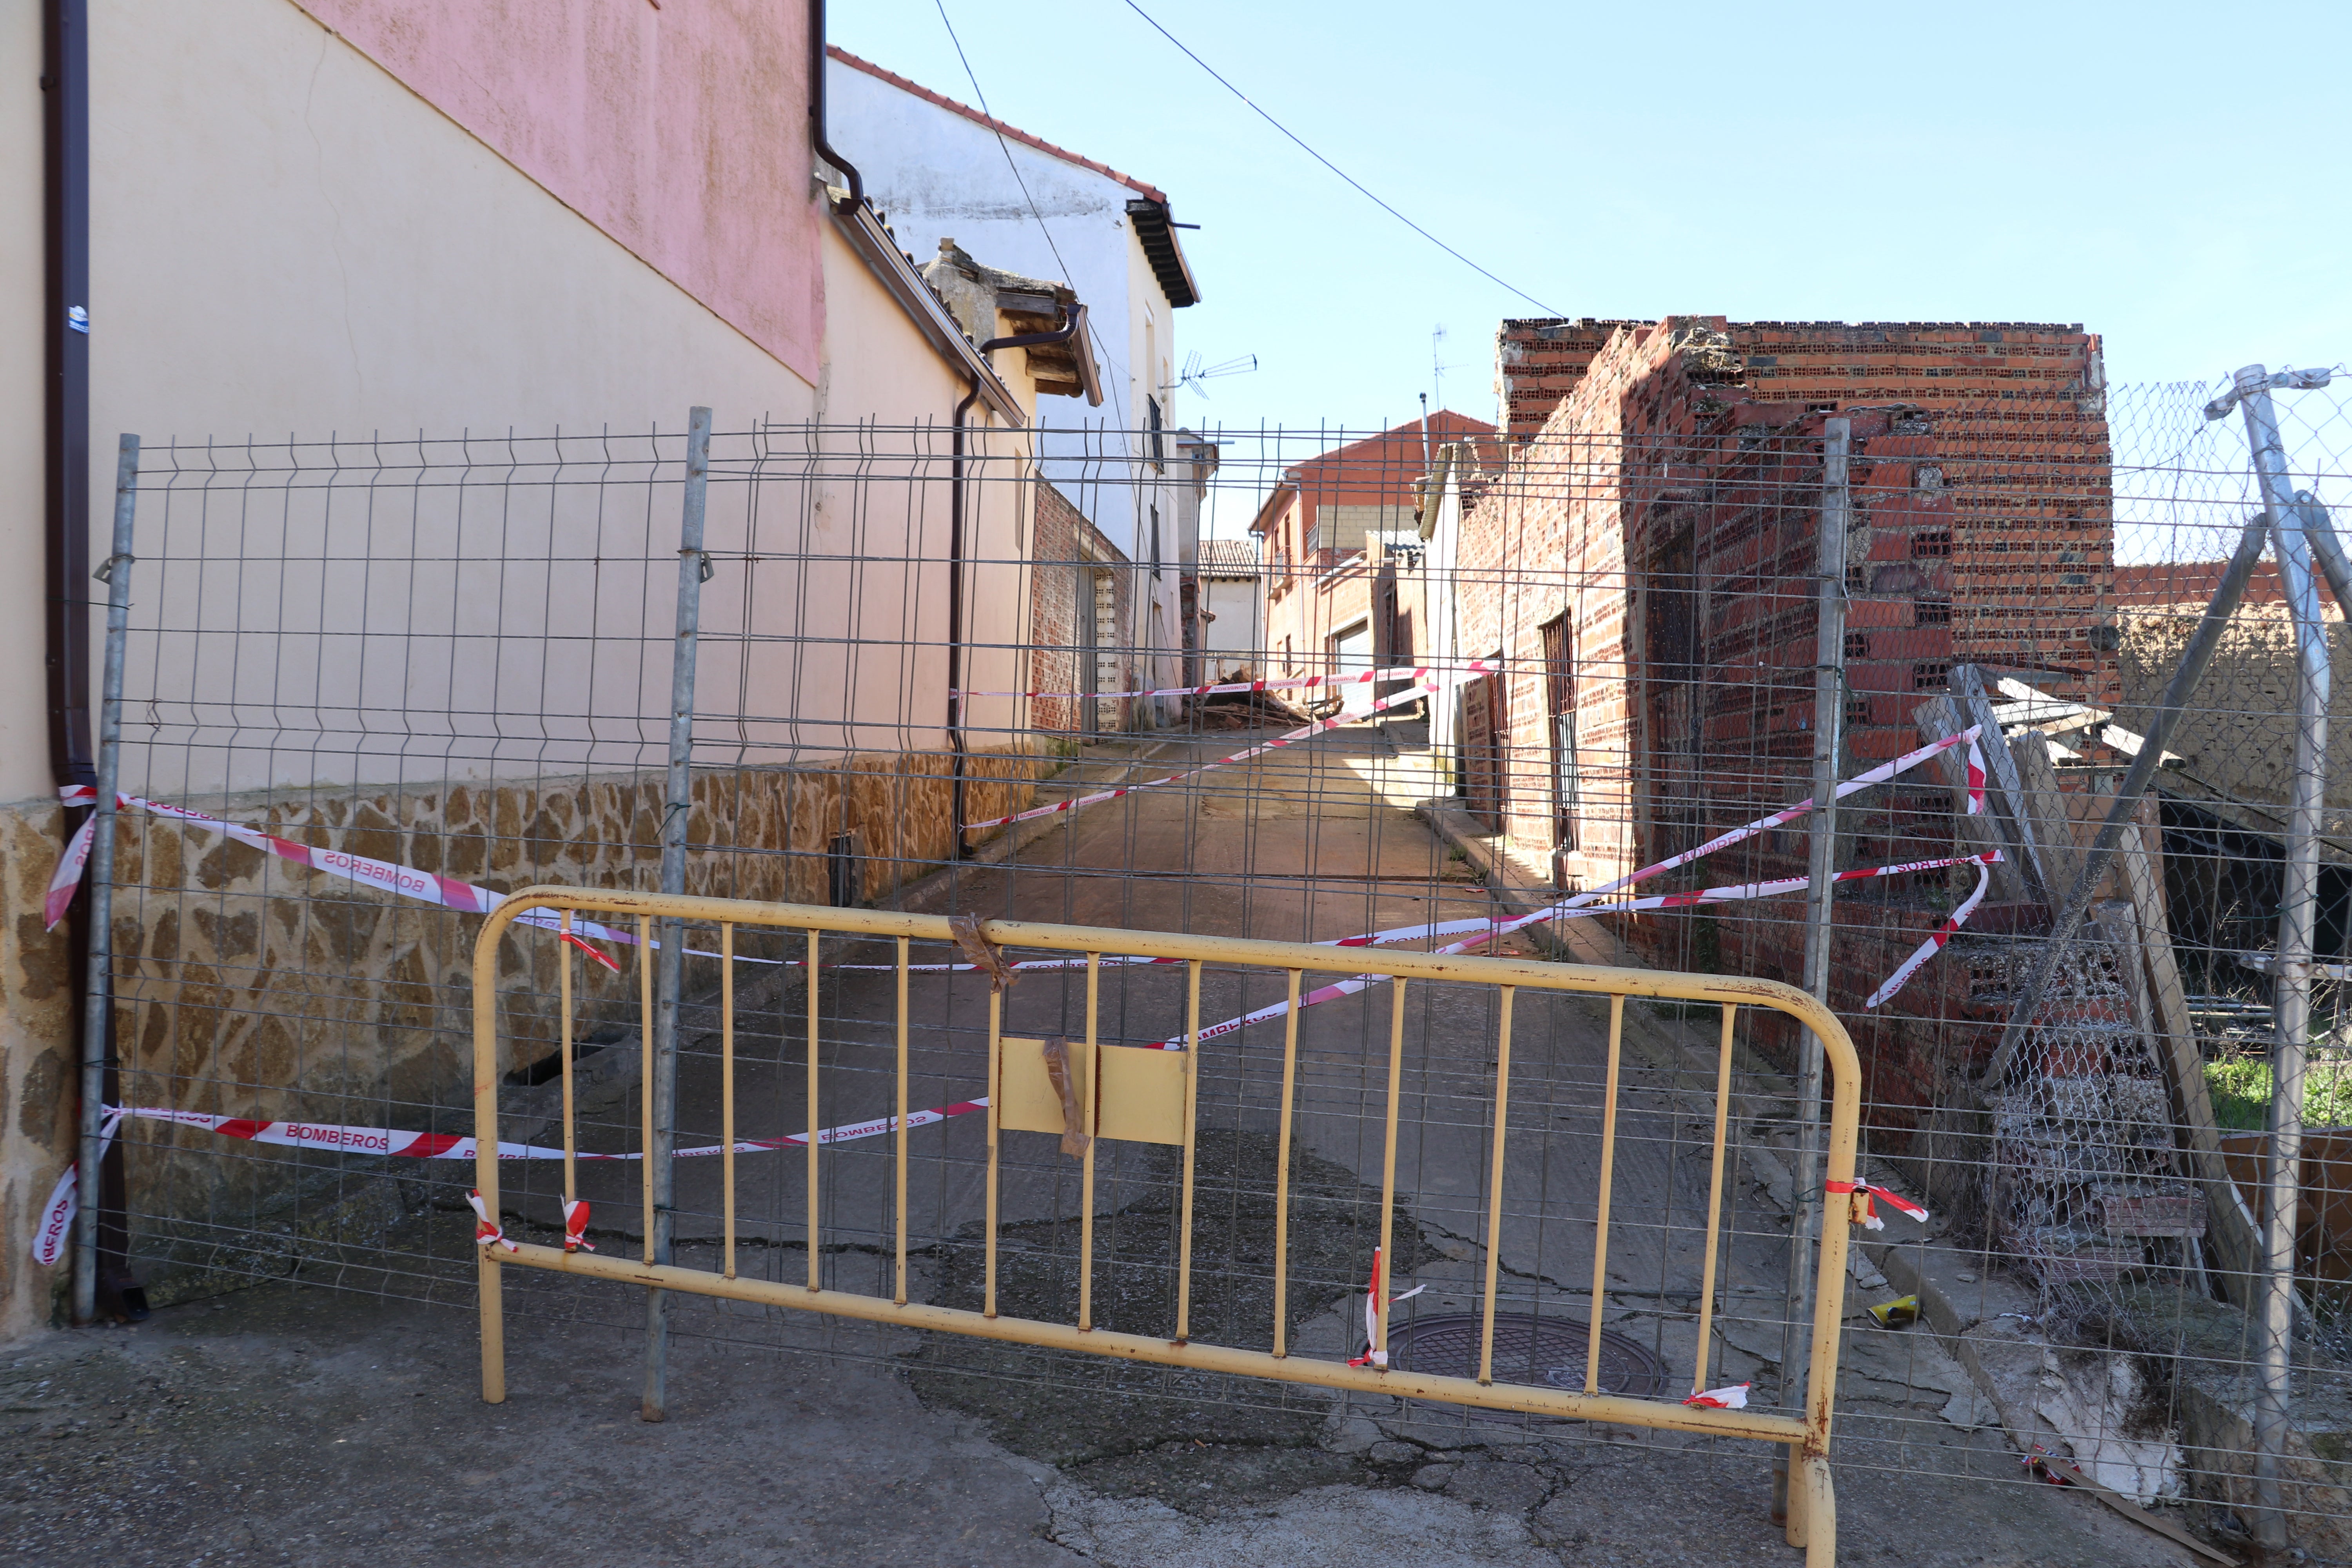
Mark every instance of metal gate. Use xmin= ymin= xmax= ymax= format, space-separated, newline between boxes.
xmin=470 ymin=888 xmax=1870 ymax=1564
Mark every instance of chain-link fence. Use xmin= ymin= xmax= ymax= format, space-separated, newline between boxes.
xmin=48 ymin=339 xmax=2352 ymax=1556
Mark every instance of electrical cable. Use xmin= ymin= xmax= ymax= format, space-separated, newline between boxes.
xmin=1117 ymin=0 xmax=1565 ymax=318
xmin=929 ymin=0 xmax=1126 ymax=398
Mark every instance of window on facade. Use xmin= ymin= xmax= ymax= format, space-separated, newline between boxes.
xmin=1147 ymin=394 xmax=1165 ymax=468
xmin=1150 ymin=506 xmax=1162 ymax=573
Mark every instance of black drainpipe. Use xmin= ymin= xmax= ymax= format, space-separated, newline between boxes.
xmin=44 ymin=0 xmax=140 ymax=1322
xmin=808 ymin=0 xmax=861 ymax=213
xmin=949 ymin=311 xmax=1086 ymax=855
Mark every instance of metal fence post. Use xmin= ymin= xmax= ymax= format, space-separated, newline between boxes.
xmin=643 ymin=406 xmax=712 ymax=1421
xmin=2238 ymin=365 xmax=2330 ymax=1550
xmin=72 ymin=434 xmax=137 ymax=1325
xmin=1777 ymin=416 xmax=1847 ymax=1518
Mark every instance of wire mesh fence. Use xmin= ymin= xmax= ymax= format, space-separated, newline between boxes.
xmin=56 ymin=346 xmax=2352 ymax=1555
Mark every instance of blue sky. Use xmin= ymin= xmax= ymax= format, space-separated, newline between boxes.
xmin=837 ymin=0 xmax=2351 ymax=540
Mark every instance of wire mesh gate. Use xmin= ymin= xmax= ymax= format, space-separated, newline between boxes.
xmin=58 ymin=363 xmax=2352 ymax=1557
xmin=469 ymin=887 xmax=1869 ymax=1563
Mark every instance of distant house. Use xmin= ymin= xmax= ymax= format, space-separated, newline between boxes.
xmin=1249 ymin=413 xmax=1496 ymax=695
xmin=1196 ymin=539 xmax=1267 ymax=679
xmin=828 ymin=46 xmax=1204 ymax=721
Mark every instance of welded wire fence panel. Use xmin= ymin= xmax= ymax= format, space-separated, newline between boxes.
xmin=81 ymin=350 xmax=2352 ymax=1556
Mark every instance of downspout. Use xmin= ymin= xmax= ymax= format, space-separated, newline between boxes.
xmin=45 ymin=0 xmax=139 ymax=1323
xmin=949 ymin=307 xmax=1091 ymax=854
xmin=808 ymin=0 xmax=861 ymax=213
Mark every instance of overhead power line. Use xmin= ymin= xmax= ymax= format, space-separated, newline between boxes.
xmin=1118 ymin=0 xmax=1565 ymax=319
xmin=931 ymin=1 xmax=1125 ymax=395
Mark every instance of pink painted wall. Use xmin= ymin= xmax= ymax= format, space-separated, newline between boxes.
xmin=298 ymin=0 xmax=822 ymax=383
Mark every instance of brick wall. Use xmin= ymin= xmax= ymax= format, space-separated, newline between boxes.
xmin=1029 ymin=481 xmax=1135 ymax=733
xmin=1459 ymin=317 xmax=2118 ymax=1133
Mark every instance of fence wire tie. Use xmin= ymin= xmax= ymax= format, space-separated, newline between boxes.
xmin=93 ymin=552 xmax=134 ymax=584
xmin=681 ymin=546 xmax=714 ymax=583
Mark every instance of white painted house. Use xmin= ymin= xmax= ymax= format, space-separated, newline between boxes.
xmin=1196 ymin=539 xmax=1267 ymax=679
xmin=827 ymin=46 xmax=1201 ymax=717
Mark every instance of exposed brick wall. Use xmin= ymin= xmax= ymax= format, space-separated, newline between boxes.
xmin=1459 ymin=317 xmax=2119 ymax=1132
xmin=1028 ymin=481 xmax=1135 ymax=733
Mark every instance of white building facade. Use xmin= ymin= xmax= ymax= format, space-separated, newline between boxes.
xmin=827 ymin=47 xmax=1202 ymax=722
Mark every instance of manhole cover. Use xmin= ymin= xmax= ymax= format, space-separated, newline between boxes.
xmin=1375 ymin=1312 xmax=1666 ymax=1418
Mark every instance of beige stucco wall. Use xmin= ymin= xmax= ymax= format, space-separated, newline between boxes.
xmin=0 ymin=0 xmax=1050 ymax=1338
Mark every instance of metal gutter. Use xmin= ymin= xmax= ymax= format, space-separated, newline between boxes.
xmin=830 ymin=199 xmax=1022 ymax=423
xmin=808 ymin=0 xmax=863 ymax=213
xmin=45 ymin=0 xmax=91 ymax=786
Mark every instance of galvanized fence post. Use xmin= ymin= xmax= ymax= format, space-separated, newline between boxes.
xmin=1777 ymin=416 xmax=1847 ymax=1519
xmin=643 ymin=406 xmax=713 ymax=1421
xmin=72 ymin=434 xmax=138 ymax=1325
xmin=2236 ymin=365 xmax=2331 ymax=1550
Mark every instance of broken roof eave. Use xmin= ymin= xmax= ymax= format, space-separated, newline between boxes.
xmin=1125 ymin=200 xmax=1201 ymax=310
xmin=832 ymin=197 xmax=1024 ymax=423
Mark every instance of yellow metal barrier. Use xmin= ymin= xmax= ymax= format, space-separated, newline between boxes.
xmin=472 ymin=888 xmax=1864 ymax=1563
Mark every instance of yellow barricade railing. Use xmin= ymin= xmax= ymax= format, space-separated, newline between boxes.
xmin=472 ymin=889 xmax=1862 ymax=1563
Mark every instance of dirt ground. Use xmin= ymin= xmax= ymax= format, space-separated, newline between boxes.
xmin=1 ymin=1279 xmax=2205 ymax=1568
xmin=4 ymin=724 xmax=2218 ymax=1566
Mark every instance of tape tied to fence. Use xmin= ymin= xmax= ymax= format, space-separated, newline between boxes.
xmin=1344 ymin=1247 xmax=1426 ymax=1368
xmin=28 ymin=1098 xmax=990 ymax=1265
xmin=1825 ymin=1180 xmax=1931 ymax=1230
xmin=467 ymin=1189 xmax=518 ymax=1252
xmin=30 ymin=1111 xmax=120 ymax=1268
xmin=1683 ymin=1383 xmax=1750 ymax=1410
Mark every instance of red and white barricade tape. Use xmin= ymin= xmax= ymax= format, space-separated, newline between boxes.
xmin=964 ymin=680 xmax=1437 ymax=831
xmin=1864 ymin=849 xmax=1995 ymax=1008
xmin=1684 ymin=1383 xmax=1751 ymax=1410
xmin=46 ymin=785 xmax=638 ymax=953
xmin=560 ymin=1196 xmax=595 ymax=1252
xmin=31 ymin=1111 xmax=120 ymax=1267
xmin=467 ymin=1188 xmax=518 ymax=1252
xmin=952 ymin=660 xmax=1502 ymax=705
xmin=29 ymin=1097 xmax=989 ymax=1263
xmin=1344 ymin=1246 xmax=1426 ymax=1368
xmin=1826 ymin=1179 xmax=1931 ymax=1230
xmin=1154 ymin=848 xmax=2000 ymax=1052
xmin=1152 ymin=729 xmax=1991 ymax=1051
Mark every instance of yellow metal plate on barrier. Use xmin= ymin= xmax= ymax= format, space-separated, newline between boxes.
xmin=996 ymin=1036 xmax=1186 ymax=1146
xmin=1096 ymin=1045 xmax=1187 ymax=1146
xmin=998 ymin=1036 xmax=1083 ymax=1137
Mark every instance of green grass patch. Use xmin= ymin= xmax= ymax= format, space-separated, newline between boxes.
xmin=2205 ymin=1056 xmax=2352 ymax=1131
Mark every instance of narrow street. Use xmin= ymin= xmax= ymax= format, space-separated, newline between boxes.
xmin=4 ymin=720 xmax=2201 ymax=1566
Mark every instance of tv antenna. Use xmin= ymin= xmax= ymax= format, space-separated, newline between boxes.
xmin=1431 ymin=324 xmax=1448 ymax=413
xmin=1178 ymin=350 xmax=1258 ymax=399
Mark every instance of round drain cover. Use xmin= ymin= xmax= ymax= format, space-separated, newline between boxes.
xmin=1374 ymin=1312 xmax=1665 ymax=1417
